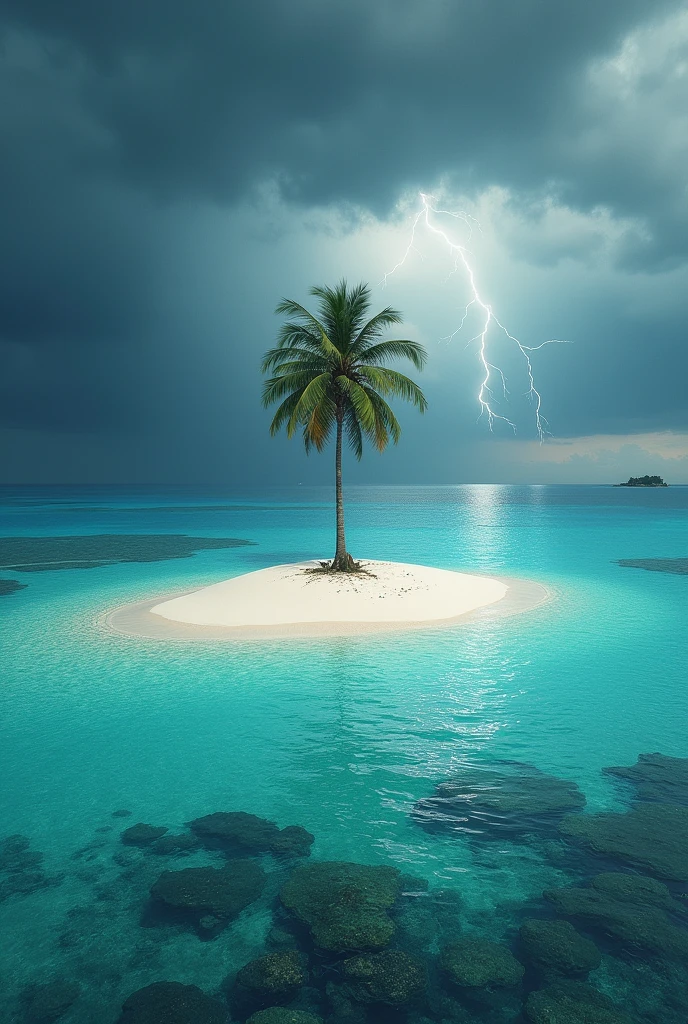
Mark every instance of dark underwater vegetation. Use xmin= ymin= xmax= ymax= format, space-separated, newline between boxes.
xmin=0 ymin=535 xmax=254 ymax=574
xmin=3 ymin=752 xmax=688 ymax=1023
xmin=616 ymin=558 xmax=688 ymax=575
xmin=0 ymin=577 xmax=27 ymax=596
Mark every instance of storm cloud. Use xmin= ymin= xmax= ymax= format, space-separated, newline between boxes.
xmin=1 ymin=0 xmax=687 ymax=483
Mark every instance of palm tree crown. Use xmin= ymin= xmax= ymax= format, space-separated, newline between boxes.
xmin=261 ymin=280 xmax=427 ymax=570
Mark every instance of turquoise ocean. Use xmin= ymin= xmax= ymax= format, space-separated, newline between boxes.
xmin=1 ymin=485 xmax=687 ymax=1023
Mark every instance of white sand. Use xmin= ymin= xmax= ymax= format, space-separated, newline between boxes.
xmin=106 ymin=561 xmax=551 ymax=641
xmin=151 ymin=560 xmax=507 ymax=626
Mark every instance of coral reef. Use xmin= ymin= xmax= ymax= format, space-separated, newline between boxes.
xmin=559 ymin=804 xmax=688 ymax=880
xmin=0 ymin=534 xmax=254 ymax=572
xmin=150 ymin=833 xmax=201 ymax=855
xmin=0 ymin=834 xmax=63 ymax=901
xmin=189 ymin=811 xmax=281 ymax=851
xmin=603 ymin=752 xmax=688 ymax=805
xmin=280 ymin=861 xmax=401 ymax=952
xmin=228 ymin=951 xmax=308 ymax=1016
xmin=246 ymin=1010 xmax=323 ymax=1024
xmin=525 ymin=979 xmax=639 ymax=1023
xmin=269 ymin=825 xmax=315 ymax=858
xmin=117 ymin=982 xmax=228 ymax=1023
xmin=519 ymin=918 xmax=601 ymax=978
xmin=0 ymin=577 xmax=26 ymax=596
xmin=189 ymin=811 xmax=314 ymax=858
xmin=149 ymin=861 xmax=265 ymax=936
xmin=544 ymin=876 xmax=688 ymax=962
xmin=414 ymin=762 xmax=585 ymax=839
xmin=121 ymin=823 xmax=168 ymax=846
xmin=440 ymin=938 xmax=525 ymax=988
xmin=19 ymin=979 xmax=80 ymax=1023
xmin=340 ymin=949 xmax=426 ymax=1005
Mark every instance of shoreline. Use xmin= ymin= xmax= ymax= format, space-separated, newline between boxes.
xmin=104 ymin=561 xmax=553 ymax=642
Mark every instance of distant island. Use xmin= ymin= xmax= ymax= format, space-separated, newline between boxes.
xmin=617 ymin=475 xmax=668 ymax=488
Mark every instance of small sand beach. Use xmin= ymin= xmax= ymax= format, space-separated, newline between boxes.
xmin=106 ymin=560 xmax=551 ymax=640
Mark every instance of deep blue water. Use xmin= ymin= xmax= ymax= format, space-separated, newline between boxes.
xmin=1 ymin=485 xmax=687 ymax=1023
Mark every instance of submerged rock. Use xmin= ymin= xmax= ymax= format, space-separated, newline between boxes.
xmin=0 ymin=534 xmax=254 ymax=573
xmin=430 ymin=888 xmax=464 ymax=944
xmin=0 ymin=578 xmax=27 ymax=597
xmin=150 ymin=861 xmax=265 ymax=936
xmin=189 ymin=811 xmax=314 ymax=858
xmin=121 ymin=823 xmax=168 ymax=846
xmin=150 ymin=833 xmax=200 ymax=856
xmin=559 ymin=803 xmax=688 ymax=880
xmin=589 ymin=871 xmax=677 ymax=909
xmin=112 ymin=809 xmax=133 ymax=818
xmin=117 ymin=982 xmax=228 ymax=1023
xmin=0 ymin=834 xmax=36 ymax=871
xmin=325 ymin=982 xmax=367 ymax=1024
xmin=265 ymin=926 xmax=299 ymax=951
xmin=0 ymin=834 xmax=62 ymax=901
xmin=280 ymin=861 xmax=401 ymax=952
xmin=413 ymin=763 xmax=585 ymax=839
xmin=229 ymin=951 xmax=308 ymax=1015
xmin=519 ymin=919 xmax=601 ymax=977
xmin=604 ymin=752 xmax=688 ymax=806
xmin=440 ymin=938 xmax=524 ymax=988
xmin=246 ymin=1010 xmax=323 ymax=1024
xmin=525 ymin=980 xmax=638 ymax=1024
xmin=189 ymin=811 xmax=280 ymax=851
xmin=544 ymin=875 xmax=688 ymax=962
xmin=20 ymin=979 xmax=80 ymax=1023
xmin=270 ymin=825 xmax=315 ymax=858
xmin=341 ymin=949 xmax=425 ymax=1005
xmin=393 ymin=895 xmax=439 ymax=952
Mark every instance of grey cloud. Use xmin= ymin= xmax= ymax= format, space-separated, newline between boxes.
xmin=0 ymin=0 xmax=687 ymax=480
xmin=1 ymin=1 xmax=682 ymax=222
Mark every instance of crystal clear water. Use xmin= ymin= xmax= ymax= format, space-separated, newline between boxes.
xmin=1 ymin=485 xmax=687 ymax=1023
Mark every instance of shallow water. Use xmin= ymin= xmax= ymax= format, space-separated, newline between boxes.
xmin=1 ymin=484 xmax=687 ymax=1023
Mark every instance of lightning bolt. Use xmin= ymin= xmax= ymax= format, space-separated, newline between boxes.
xmin=382 ymin=192 xmax=569 ymax=441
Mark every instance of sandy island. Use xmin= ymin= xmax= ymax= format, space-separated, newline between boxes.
xmin=106 ymin=560 xmax=551 ymax=641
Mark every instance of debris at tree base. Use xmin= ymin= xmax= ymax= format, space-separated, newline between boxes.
xmin=303 ymin=559 xmax=377 ymax=578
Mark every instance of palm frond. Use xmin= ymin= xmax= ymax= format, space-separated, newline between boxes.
xmin=351 ymin=308 xmax=405 ymax=351
xmin=311 ymin=280 xmax=371 ymax=354
xmin=356 ymin=339 xmax=427 ymax=370
xmin=335 ymin=375 xmax=388 ymax=450
xmin=268 ymin=391 xmax=304 ymax=436
xmin=275 ymin=323 xmax=324 ymax=352
xmin=262 ymin=370 xmax=325 ymax=407
xmin=334 ymin=375 xmax=377 ymax=434
xmin=362 ymin=387 xmax=402 ymax=446
xmin=287 ymin=372 xmax=332 ymax=437
xmin=356 ymin=366 xmax=428 ymax=411
xmin=269 ymin=360 xmax=330 ymax=378
xmin=274 ymin=299 xmax=343 ymax=357
xmin=304 ymin=394 xmax=337 ymax=453
xmin=344 ymin=406 xmax=364 ymax=460
xmin=262 ymin=337 xmax=322 ymax=373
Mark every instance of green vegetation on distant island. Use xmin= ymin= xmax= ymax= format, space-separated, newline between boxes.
xmin=262 ymin=280 xmax=427 ymax=572
xmin=618 ymin=475 xmax=667 ymax=487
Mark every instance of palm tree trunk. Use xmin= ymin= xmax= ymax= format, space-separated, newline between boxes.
xmin=332 ymin=405 xmax=354 ymax=570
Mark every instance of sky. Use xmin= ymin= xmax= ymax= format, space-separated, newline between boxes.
xmin=1 ymin=0 xmax=688 ymax=486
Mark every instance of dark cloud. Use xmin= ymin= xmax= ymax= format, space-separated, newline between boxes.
xmin=0 ymin=0 xmax=686 ymax=480
xmin=0 ymin=0 xmax=682 ymax=218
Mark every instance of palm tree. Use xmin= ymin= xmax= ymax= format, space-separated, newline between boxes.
xmin=261 ymin=280 xmax=428 ymax=571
